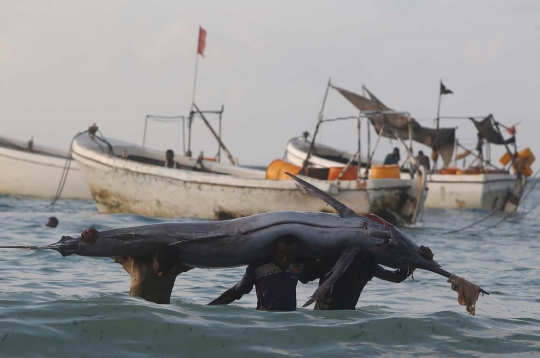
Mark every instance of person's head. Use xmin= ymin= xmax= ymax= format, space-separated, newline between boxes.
xmin=418 ymin=150 xmax=424 ymax=157
xmin=45 ymin=217 xmax=58 ymax=228
xmin=393 ymin=147 xmax=400 ymax=156
xmin=152 ymin=246 xmax=180 ymax=277
xmin=272 ymin=235 xmax=299 ymax=270
xmin=165 ymin=149 xmax=174 ymax=162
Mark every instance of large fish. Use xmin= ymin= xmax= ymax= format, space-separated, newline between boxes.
xmin=0 ymin=173 xmax=488 ymax=306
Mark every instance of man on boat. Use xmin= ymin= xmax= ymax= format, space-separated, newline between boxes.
xmin=164 ymin=149 xmax=180 ymax=169
xmin=309 ymin=245 xmax=434 ymax=310
xmin=384 ymin=147 xmax=401 ymax=165
xmin=45 ymin=217 xmax=59 ymax=228
xmin=416 ymin=151 xmax=431 ymax=171
xmin=80 ymin=227 xmax=192 ymax=304
xmin=208 ymin=235 xmax=319 ymax=311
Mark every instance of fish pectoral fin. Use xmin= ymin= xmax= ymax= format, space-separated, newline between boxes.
xmin=303 ymin=247 xmax=360 ymax=307
xmin=285 ymin=173 xmax=357 ymax=218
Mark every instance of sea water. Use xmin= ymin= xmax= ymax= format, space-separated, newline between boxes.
xmin=0 ymin=185 xmax=539 ymax=357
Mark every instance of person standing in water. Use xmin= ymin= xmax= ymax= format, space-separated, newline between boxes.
xmin=208 ymin=235 xmax=318 ymax=311
xmin=310 ymin=246 xmax=434 ymax=310
xmin=80 ymin=227 xmax=192 ymax=304
xmin=45 ymin=217 xmax=59 ymax=228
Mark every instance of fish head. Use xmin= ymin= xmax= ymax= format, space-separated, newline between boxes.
xmin=365 ymin=224 xmax=440 ymax=271
xmin=47 ymin=236 xmax=79 ymax=257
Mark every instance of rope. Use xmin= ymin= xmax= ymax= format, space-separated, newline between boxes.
xmin=443 ymin=208 xmax=502 ymax=235
xmin=46 ymin=129 xmax=89 ymax=210
xmin=321 ymin=116 xmax=358 ymax=123
xmin=447 ymin=171 xmax=539 ymax=234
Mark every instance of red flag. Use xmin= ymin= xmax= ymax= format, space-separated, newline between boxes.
xmin=197 ymin=26 xmax=207 ymax=57
xmin=506 ymin=125 xmax=516 ymax=135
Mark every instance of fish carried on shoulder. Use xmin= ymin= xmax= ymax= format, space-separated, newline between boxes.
xmin=0 ymin=173 xmax=489 ymax=314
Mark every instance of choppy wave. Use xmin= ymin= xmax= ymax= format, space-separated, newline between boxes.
xmin=1 ymin=189 xmax=540 ymax=357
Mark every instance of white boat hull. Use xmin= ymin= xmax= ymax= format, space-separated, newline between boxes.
xmin=419 ymin=173 xmax=517 ymax=211
xmin=0 ymin=146 xmax=92 ymax=200
xmin=72 ymin=135 xmax=417 ymax=222
xmin=285 ymin=136 xmax=517 ymax=212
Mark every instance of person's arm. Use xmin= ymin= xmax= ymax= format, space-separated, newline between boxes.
xmin=374 ymin=245 xmax=434 ymax=283
xmin=208 ymin=266 xmax=256 ymax=305
xmin=299 ymin=259 xmax=328 ymax=284
xmin=111 ymin=257 xmax=134 ymax=275
xmin=169 ymin=262 xmax=193 ymax=277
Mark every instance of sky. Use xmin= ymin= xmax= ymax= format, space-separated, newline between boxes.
xmin=2 ymin=0 xmax=539 ymax=168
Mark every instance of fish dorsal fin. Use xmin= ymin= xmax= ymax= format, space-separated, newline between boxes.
xmin=361 ymin=213 xmax=391 ymax=229
xmin=286 ymin=173 xmax=357 ymax=218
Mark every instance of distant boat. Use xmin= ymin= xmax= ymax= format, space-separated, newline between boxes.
xmin=286 ymin=136 xmax=519 ymax=212
xmin=303 ymin=85 xmax=529 ymax=213
xmin=71 ymin=131 xmax=425 ymax=225
xmin=286 ymin=136 xmax=382 ymax=173
xmin=0 ymin=135 xmax=92 ymax=200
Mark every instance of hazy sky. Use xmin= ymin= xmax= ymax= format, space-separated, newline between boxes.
xmin=2 ymin=1 xmax=539 ymax=168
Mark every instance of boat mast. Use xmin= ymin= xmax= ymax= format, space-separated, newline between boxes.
xmin=435 ymin=90 xmax=442 ymax=172
xmin=301 ymin=78 xmax=331 ymax=173
xmin=192 ymin=103 xmax=236 ymax=165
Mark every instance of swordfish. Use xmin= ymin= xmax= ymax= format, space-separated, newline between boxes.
xmin=0 ymin=173 xmax=488 ymax=305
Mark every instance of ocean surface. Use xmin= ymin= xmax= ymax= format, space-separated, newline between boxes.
xmin=1 ymin=185 xmax=539 ymax=357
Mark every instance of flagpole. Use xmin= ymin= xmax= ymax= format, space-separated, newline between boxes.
xmin=191 ymin=53 xmax=199 ymax=109
xmin=186 ymin=53 xmax=199 ymax=157
xmin=188 ymin=26 xmax=204 ymax=158
xmin=435 ymin=82 xmax=443 ymax=171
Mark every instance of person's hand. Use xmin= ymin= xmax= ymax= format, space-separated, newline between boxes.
xmin=419 ymin=245 xmax=433 ymax=260
xmin=80 ymin=227 xmax=99 ymax=245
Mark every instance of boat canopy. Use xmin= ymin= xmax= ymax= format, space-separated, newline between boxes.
xmin=332 ymin=85 xmax=456 ymax=167
xmin=469 ymin=115 xmax=515 ymax=145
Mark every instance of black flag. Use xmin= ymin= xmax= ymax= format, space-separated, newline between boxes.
xmin=440 ymin=81 xmax=453 ymax=95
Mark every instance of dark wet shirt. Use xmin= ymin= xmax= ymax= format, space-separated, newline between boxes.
xmin=384 ymin=153 xmax=400 ymax=165
xmin=229 ymin=262 xmax=317 ymax=311
xmin=416 ymin=155 xmax=431 ymax=171
xmin=313 ymin=255 xmax=408 ymax=310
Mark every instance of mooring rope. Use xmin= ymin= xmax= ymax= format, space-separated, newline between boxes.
xmin=445 ymin=170 xmax=540 ymax=235
xmin=443 ymin=208 xmax=502 ymax=235
xmin=46 ymin=129 xmax=90 ymax=210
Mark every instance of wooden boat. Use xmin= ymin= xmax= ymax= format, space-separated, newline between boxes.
xmin=71 ymin=131 xmax=425 ymax=224
xmin=289 ymin=82 xmax=529 ymax=213
xmin=286 ymin=135 xmax=520 ymax=211
xmin=0 ymin=135 xmax=92 ymax=200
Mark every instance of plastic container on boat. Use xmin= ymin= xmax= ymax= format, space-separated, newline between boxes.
xmin=370 ymin=165 xmax=400 ymax=179
xmin=266 ymin=159 xmax=301 ymax=180
xmin=327 ymin=166 xmax=358 ymax=180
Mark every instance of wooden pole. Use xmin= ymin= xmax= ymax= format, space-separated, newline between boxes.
xmin=186 ymin=110 xmax=194 ymax=157
xmin=357 ymin=113 xmax=362 ymax=179
xmin=142 ymin=115 xmax=149 ymax=147
xmin=191 ymin=54 xmax=199 ymax=109
xmin=192 ymin=103 xmax=236 ymax=165
xmin=435 ymin=92 xmax=442 ymax=171
xmin=301 ymin=78 xmax=331 ymax=173
xmin=218 ymin=105 xmax=224 ymax=163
